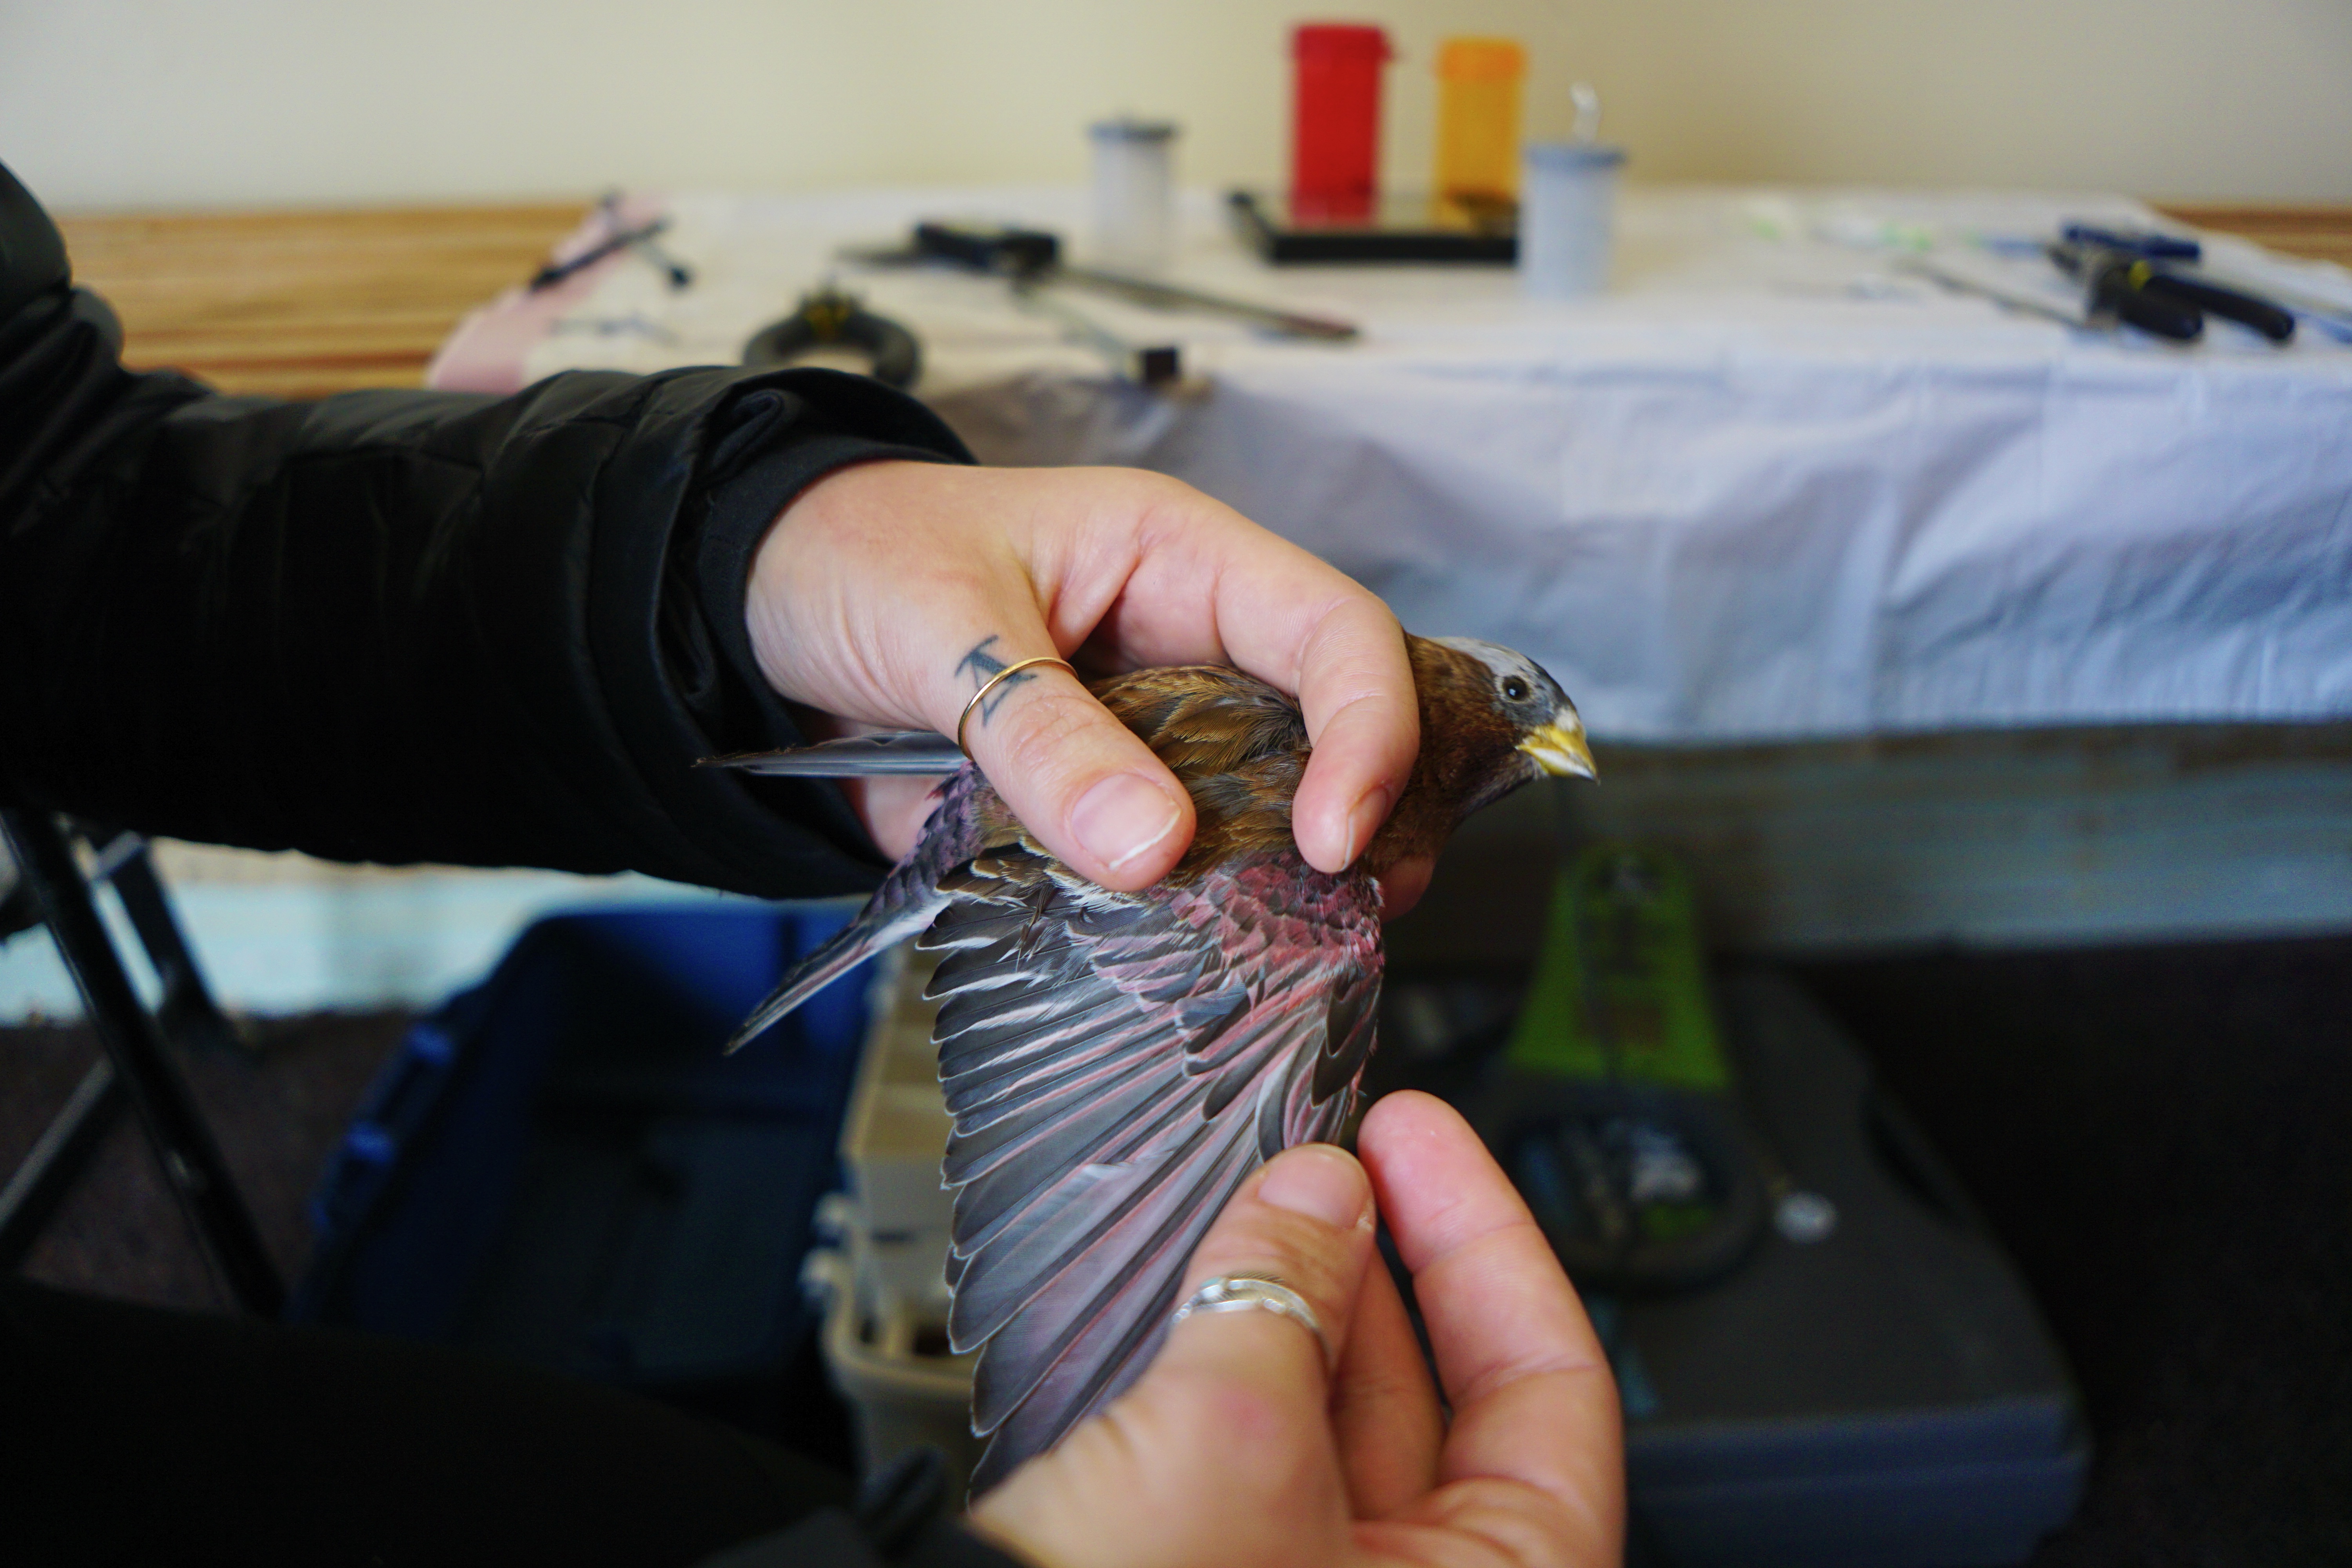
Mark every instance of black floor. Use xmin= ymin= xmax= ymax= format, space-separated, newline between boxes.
xmin=0 ymin=1010 xmax=408 ymax=1308
xmin=6 ymin=934 xmax=2350 ymax=1564
xmin=1793 ymin=934 xmax=2352 ymax=1568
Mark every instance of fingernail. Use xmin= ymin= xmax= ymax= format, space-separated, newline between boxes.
xmin=1071 ymin=773 xmax=1182 ymax=873
xmin=1258 ymin=1146 xmax=1370 ymax=1230
xmin=1341 ymin=788 xmax=1391 ymax=869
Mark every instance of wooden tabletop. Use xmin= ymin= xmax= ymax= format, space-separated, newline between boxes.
xmin=51 ymin=199 xmax=2352 ymax=400
xmin=2156 ymin=204 xmax=2352 ymax=272
xmin=54 ymin=203 xmax=590 ymax=399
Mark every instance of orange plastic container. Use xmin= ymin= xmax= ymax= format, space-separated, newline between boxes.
xmin=1434 ymin=37 xmax=1526 ymax=202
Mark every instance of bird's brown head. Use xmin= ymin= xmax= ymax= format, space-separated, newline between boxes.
xmin=1363 ymin=634 xmax=1596 ymax=872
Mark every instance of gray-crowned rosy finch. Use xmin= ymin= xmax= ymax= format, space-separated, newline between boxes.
xmin=704 ymin=633 xmax=1594 ymax=1488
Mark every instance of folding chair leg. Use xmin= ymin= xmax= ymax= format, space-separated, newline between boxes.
xmin=99 ymin=833 xmax=246 ymax=1060
xmin=0 ymin=810 xmax=284 ymax=1316
xmin=0 ymin=1059 xmax=125 ymax=1270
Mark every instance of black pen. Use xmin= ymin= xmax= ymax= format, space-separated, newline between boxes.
xmin=528 ymin=217 xmax=675 ymax=292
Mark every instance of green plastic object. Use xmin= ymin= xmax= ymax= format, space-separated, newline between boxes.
xmin=1505 ymin=842 xmax=1733 ymax=1093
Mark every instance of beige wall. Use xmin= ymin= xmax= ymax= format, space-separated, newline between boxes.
xmin=3 ymin=0 xmax=2346 ymax=210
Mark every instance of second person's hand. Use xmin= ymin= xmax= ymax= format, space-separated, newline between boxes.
xmin=968 ymin=1092 xmax=1626 ymax=1568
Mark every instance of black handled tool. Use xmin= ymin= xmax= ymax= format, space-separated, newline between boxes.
xmin=2137 ymin=272 xmax=2297 ymax=343
xmin=854 ymin=220 xmax=1361 ymax=341
xmin=2051 ymin=243 xmax=2203 ymax=341
xmin=909 ymin=220 xmax=1064 ymax=278
xmin=2050 ymin=241 xmax=2297 ymax=345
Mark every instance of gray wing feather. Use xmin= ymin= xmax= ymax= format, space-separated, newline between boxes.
xmin=724 ymin=768 xmax=986 ymax=1053
xmin=699 ymin=730 xmax=964 ymax=775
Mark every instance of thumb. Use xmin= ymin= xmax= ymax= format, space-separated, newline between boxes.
xmin=945 ymin=632 xmax=1195 ymax=891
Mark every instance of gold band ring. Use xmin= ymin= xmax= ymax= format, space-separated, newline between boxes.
xmin=955 ymin=656 xmax=1075 ymax=758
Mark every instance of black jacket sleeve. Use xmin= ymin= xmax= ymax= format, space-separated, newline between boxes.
xmin=0 ymin=162 xmax=974 ymax=898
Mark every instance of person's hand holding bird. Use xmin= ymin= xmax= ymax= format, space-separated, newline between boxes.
xmin=730 ymin=458 xmax=1615 ymax=1544
xmin=741 ymin=459 xmax=1434 ymax=908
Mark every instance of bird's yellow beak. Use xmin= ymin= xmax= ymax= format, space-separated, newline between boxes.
xmin=1520 ymin=714 xmax=1598 ymax=780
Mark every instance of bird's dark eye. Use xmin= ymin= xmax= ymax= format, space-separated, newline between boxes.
xmin=1501 ymin=676 xmax=1531 ymax=702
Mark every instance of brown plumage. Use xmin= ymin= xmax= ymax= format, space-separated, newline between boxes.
xmin=991 ymin=635 xmax=1555 ymax=882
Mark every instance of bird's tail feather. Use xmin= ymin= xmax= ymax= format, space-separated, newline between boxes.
xmin=699 ymin=731 xmax=964 ymax=776
xmin=727 ymin=885 xmax=947 ymax=1053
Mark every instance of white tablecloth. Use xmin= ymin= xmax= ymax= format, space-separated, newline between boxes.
xmin=465 ymin=185 xmax=2352 ymax=744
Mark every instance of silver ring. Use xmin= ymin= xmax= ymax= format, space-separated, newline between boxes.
xmin=1170 ymin=1274 xmax=1334 ymax=1369
xmin=954 ymin=656 xmax=1075 ymax=758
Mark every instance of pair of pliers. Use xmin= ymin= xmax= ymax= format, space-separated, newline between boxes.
xmin=2049 ymin=238 xmax=2297 ymax=344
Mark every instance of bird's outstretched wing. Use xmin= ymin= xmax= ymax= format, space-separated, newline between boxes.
xmin=922 ymin=844 xmax=1383 ymax=1491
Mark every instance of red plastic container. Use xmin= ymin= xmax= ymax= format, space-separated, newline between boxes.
xmin=1290 ymin=22 xmax=1392 ymax=220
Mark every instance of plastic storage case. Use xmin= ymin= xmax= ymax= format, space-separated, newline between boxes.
xmin=1428 ymin=958 xmax=2088 ymax=1567
xmin=292 ymin=903 xmax=873 ymax=1437
xmin=1609 ymin=969 xmax=2089 ymax=1567
xmin=802 ymin=945 xmax=986 ymax=1492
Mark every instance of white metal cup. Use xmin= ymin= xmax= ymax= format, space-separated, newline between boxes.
xmin=1090 ymin=118 xmax=1178 ymax=271
xmin=1519 ymin=142 xmax=1626 ymax=298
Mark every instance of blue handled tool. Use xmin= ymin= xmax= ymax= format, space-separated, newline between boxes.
xmin=2060 ymin=223 xmax=2202 ymax=263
